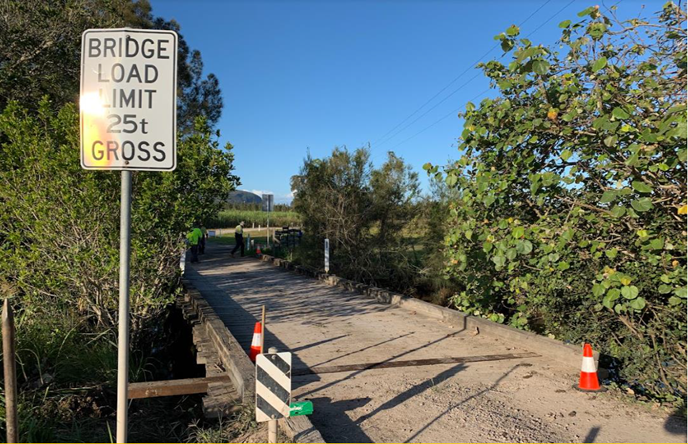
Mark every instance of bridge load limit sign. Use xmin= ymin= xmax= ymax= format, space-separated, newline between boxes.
xmin=80 ymin=29 xmax=177 ymax=171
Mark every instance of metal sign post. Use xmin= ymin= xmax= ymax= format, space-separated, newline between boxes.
xmin=324 ymin=238 xmax=330 ymax=274
xmin=117 ymin=171 xmax=132 ymax=442
xmin=80 ymin=28 xmax=177 ymax=443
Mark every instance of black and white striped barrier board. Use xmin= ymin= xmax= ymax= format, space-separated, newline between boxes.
xmin=255 ymin=352 xmax=292 ymax=422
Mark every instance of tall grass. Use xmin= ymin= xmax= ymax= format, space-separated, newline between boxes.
xmin=209 ymin=210 xmax=301 ymax=228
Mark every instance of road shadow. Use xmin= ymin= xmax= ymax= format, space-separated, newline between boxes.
xmin=296 ymin=329 xmax=466 ymax=398
xmin=355 ymin=363 xmax=466 ymax=425
xmin=310 ymin=331 xmax=415 ymax=367
xmin=664 ymin=409 xmax=687 ymax=436
xmin=583 ymin=426 xmax=601 ymax=443
xmin=291 ymin=334 xmax=349 ymax=353
xmin=404 ymin=363 xmax=527 ymax=442
xmin=308 ymin=396 xmax=374 ymax=443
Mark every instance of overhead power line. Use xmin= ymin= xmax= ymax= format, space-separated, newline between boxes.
xmin=382 ymin=0 xmax=582 ymax=153
xmin=386 ymin=88 xmax=491 ymax=152
xmin=370 ymin=0 xmax=555 ymax=149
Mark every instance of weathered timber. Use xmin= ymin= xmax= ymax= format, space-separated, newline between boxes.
xmin=292 ymin=352 xmax=540 ymax=376
xmin=128 ymin=375 xmax=231 ymax=399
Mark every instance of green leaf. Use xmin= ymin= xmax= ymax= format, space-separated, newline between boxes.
xmin=607 ymin=288 xmax=621 ymax=300
xmin=532 ymin=60 xmax=549 ymax=75
xmin=483 ymin=241 xmax=493 ymax=253
xmin=668 ymin=296 xmax=683 ymax=306
xmin=603 ymin=289 xmax=621 ymax=308
xmin=631 ymin=198 xmax=653 ymax=212
xmin=675 ymin=287 xmax=687 ymax=298
xmin=557 ymin=261 xmax=570 ymax=271
xmin=605 ymin=248 xmax=618 ymax=259
xmin=612 ymin=107 xmax=629 ymax=119
xmin=560 ymin=149 xmax=573 ymax=161
xmin=629 ymin=297 xmax=646 ymax=311
xmin=592 ymin=283 xmax=606 ymax=297
xmin=603 ymin=135 xmax=617 ymax=147
xmin=658 ymin=284 xmax=672 ymax=294
xmin=610 ymin=206 xmax=626 ymax=218
xmin=512 ymin=226 xmax=525 ymax=239
xmin=588 ymin=23 xmax=607 ymax=40
xmin=632 ymin=181 xmax=652 ymax=193
xmin=621 ymin=285 xmax=639 ymax=300
xmin=578 ymin=6 xmax=594 ymax=16
xmin=559 ymin=19 xmax=572 ymax=28
xmin=520 ymin=240 xmax=533 ymax=254
xmin=649 ymin=238 xmax=664 ymax=250
xmin=506 ymin=25 xmax=520 ymax=36
xmin=445 ymin=174 xmax=458 ymax=187
xmin=600 ymin=190 xmax=616 ymax=203
xmin=592 ymin=57 xmax=607 ymax=72
xmin=492 ymin=255 xmax=506 ymax=269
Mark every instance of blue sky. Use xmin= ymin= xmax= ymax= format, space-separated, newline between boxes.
xmin=152 ymin=0 xmax=656 ymax=203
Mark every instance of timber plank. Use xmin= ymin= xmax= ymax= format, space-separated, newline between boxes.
xmin=128 ymin=375 xmax=231 ymax=399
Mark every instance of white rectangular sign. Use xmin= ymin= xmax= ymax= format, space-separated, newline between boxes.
xmin=262 ymin=194 xmax=274 ymax=212
xmin=80 ymin=29 xmax=178 ymax=171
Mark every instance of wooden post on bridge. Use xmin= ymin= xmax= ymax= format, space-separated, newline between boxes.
xmin=3 ymin=299 xmax=19 ymax=443
xmin=261 ymin=305 xmax=266 ymax=353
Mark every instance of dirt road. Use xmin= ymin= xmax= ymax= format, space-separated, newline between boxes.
xmin=186 ymin=245 xmax=686 ymax=443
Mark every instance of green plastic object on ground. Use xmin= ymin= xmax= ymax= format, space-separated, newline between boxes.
xmin=289 ymin=401 xmax=313 ymax=417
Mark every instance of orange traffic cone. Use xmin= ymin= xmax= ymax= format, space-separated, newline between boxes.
xmin=248 ymin=322 xmax=262 ymax=362
xmin=576 ymin=343 xmax=603 ymax=391
xmin=256 ymin=244 xmax=262 ymax=255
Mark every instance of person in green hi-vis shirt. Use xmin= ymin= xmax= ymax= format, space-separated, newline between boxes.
xmin=187 ymin=222 xmax=203 ymax=263
xmin=231 ymin=221 xmax=245 ymax=258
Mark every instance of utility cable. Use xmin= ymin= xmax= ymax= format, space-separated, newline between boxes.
xmin=371 ymin=0 xmax=555 ymax=149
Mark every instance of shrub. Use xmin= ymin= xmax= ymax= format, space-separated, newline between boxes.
xmin=426 ymin=3 xmax=686 ymax=404
xmin=0 ymin=100 xmax=239 ymax=340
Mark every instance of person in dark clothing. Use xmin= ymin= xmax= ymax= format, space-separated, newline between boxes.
xmin=231 ymin=221 xmax=245 ymax=258
xmin=199 ymin=225 xmax=207 ymax=254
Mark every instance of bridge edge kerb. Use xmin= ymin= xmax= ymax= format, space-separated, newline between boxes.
xmin=181 ymin=278 xmax=326 ymax=443
xmin=257 ymin=254 xmax=595 ymax=370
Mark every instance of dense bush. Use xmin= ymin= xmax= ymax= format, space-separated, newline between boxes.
xmin=291 ymin=148 xmax=422 ymax=290
xmin=0 ymin=100 xmax=239 ymax=342
xmin=426 ymin=3 xmax=686 ymax=404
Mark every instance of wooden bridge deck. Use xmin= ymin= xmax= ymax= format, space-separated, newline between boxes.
xmin=182 ymin=243 xmax=686 ymax=444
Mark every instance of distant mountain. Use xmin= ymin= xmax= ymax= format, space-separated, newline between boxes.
xmin=227 ymin=190 xmax=262 ymax=204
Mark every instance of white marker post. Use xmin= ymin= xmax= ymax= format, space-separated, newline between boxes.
xmin=80 ymin=28 xmax=177 ymax=443
xmin=324 ymin=238 xmax=330 ymax=274
xmin=262 ymin=193 xmax=274 ymax=248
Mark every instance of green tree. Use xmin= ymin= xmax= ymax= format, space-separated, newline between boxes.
xmin=291 ymin=147 xmax=420 ymax=288
xmin=0 ymin=0 xmax=223 ymax=130
xmin=426 ymin=3 xmax=686 ymax=403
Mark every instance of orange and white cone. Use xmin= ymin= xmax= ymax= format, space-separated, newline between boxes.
xmin=248 ymin=322 xmax=262 ymax=362
xmin=577 ymin=343 xmax=603 ymax=391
